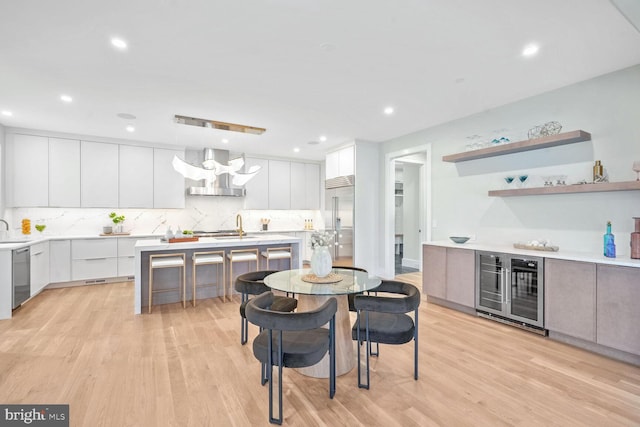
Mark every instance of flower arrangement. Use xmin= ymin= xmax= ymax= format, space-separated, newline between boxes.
xmin=109 ymin=212 xmax=125 ymax=225
xmin=310 ymin=230 xmax=336 ymax=249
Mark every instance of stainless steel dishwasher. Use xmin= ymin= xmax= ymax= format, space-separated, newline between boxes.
xmin=12 ymin=247 xmax=30 ymax=309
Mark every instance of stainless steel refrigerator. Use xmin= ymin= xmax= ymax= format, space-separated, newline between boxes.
xmin=325 ymin=177 xmax=354 ymax=264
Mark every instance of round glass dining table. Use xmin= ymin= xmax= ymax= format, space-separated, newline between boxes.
xmin=264 ymin=267 xmax=382 ymax=378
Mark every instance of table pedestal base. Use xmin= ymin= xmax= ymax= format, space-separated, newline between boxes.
xmin=295 ymin=294 xmax=354 ymax=378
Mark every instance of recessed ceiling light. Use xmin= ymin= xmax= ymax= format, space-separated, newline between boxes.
xmin=293 ymin=147 xmax=300 ymax=153
xmin=222 ymin=138 xmax=229 ymax=144
xmin=522 ymin=43 xmax=539 ymax=57
xmin=1 ymin=110 xmax=13 ymax=117
xmin=319 ymin=135 xmax=327 ymax=142
xmin=126 ymin=125 xmax=135 ymax=132
xmin=384 ymin=106 xmax=394 ymax=115
xmin=111 ymin=37 xmax=128 ymax=50
xmin=60 ymin=94 xmax=73 ymax=103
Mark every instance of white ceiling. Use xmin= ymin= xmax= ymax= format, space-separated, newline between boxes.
xmin=1 ymin=0 xmax=640 ymax=161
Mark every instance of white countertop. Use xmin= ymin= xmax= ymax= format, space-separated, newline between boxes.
xmin=0 ymin=230 xmax=313 ymax=251
xmin=135 ymin=234 xmax=302 ymax=251
xmin=424 ymin=240 xmax=640 ymax=268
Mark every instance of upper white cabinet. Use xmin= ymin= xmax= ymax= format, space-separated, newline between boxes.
xmin=81 ymin=141 xmax=119 ymax=207
xmin=119 ymin=145 xmax=154 ymax=208
xmin=49 ymin=138 xmax=81 ymax=207
xmin=291 ymin=163 xmax=320 ymax=209
xmin=154 ymin=148 xmax=185 ymax=208
xmin=7 ymin=134 xmax=49 ymax=207
xmin=244 ymin=158 xmax=269 ymax=209
xmin=244 ymin=158 xmax=320 ymax=210
xmin=325 ymin=145 xmax=354 ymax=179
xmin=269 ymin=160 xmax=291 ymax=209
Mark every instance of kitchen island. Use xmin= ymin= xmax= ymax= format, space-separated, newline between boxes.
xmin=134 ymin=234 xmax=302 ymax=314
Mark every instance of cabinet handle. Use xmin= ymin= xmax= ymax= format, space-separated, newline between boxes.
xmin=505 ymin=268 xmax=511 ymax=304
xmin=86 ymin=257 xmax=107 ymax=261
xmin=32 ymin=251 xmax=43 ymax=256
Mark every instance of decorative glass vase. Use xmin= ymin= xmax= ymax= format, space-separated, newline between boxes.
xmin=311 ymin=245 xmax=332 ymax=278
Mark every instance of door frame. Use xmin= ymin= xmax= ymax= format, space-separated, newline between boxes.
xmin=383 ymin=144 xmax=431 ymax=279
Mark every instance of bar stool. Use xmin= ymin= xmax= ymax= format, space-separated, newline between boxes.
xmin=148 ymin=253 xmax=186 ymax=314
xmin=261 ymin=246 xmax=292 ymax=270
xmin=192 ymin=250 xmax=225 ymax=306
xmin=227 ymin=248 xmax=259 ymax=301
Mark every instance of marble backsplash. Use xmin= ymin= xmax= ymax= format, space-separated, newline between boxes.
xmin=3 ymin=196 xmax=324 ymax=238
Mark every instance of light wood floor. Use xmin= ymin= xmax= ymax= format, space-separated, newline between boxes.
xmin=1 ymin=274 xmax=639 ymax=426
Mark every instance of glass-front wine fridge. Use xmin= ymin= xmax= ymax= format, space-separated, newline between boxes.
xmin=475 ymin=251 xmax=545 ymax=331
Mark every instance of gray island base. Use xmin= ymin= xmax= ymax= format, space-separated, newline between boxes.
xmin=134 ymin=234 xmax=302 ymax=314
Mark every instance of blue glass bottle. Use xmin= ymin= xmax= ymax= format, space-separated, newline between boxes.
xmin=603 ymin=221 xmax=616 ymax=258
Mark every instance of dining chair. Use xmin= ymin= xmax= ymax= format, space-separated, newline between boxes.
xmin=246 ymin=291 xmax=337 ymax=425
xmin=351 ymin=280 xmax=421 ymax=389
xmin=235 ymin=270 xmax=298 ymax=345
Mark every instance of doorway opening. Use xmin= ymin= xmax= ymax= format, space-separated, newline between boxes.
xmin=384 ymin=146 xmax=431 ymax=279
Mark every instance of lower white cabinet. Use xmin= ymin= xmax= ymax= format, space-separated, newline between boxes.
xmin=49 ymin=240 xmax=71 ymax=283
xmin=30 ymin=241 xmax=50 ymax=295
xmin=71 ymin=239 xmax=118 ymax=281
xmin=117 ymin=237 xmax=156 ymax=277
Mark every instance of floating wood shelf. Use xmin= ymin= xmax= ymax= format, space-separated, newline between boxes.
xmin=488 ymin=181 xmax=640 ymax=197
xmin=443 ymin=130 xmax=591 ymax=163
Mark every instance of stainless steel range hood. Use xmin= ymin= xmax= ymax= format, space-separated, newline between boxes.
xmin=186 ymin=149 xmax=246 ymax=197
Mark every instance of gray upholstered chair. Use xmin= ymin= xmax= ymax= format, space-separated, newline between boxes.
xmin=351 ymin=280 xmax=421 ymax=389
xmin=234 ymin=270 xmax=298 ymax=345
xmin=332 ymin=265 xmax=369 ymax=312
xmin=246 ymin=291 xmax=337 ymax=425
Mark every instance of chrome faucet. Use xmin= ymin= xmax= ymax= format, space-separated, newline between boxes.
xmin=0 ymin=219 xmax=8 ymax=239
xmin=236 ymin=214 xmax=244 ymax=238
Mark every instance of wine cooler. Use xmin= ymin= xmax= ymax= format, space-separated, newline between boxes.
xmin=475 ymin=251 xmax=545 ymax=332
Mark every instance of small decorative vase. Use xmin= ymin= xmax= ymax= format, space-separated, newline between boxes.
xmin=311 ymin=245 xmax=332 ymax=278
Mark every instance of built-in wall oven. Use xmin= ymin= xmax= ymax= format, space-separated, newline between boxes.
xmin=475 ymin=251 xmax=545 ymax=333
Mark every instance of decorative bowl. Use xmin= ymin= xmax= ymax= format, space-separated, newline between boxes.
xmin=449 ymin=236 xmax=470 ymax=244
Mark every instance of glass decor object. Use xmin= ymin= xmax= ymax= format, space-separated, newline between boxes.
xmin=518 ymin=174 xmax=529 ymax=188
xmin=603 ymin=221 xmax=616 ymax=258
xmin=633 ymin=160 xmax=640 ymax=181
xmin=310 ymin=245 xmax=332 ymax=278
xmin=504 ymin=176 xmax=515 ymax=189
xmin=35 ymin=224 xmax=46 ymax=233
xmin=21 ymin=218 xmax=31 ymax=235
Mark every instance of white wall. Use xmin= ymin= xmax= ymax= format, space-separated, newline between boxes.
xmin=402 ymin=163 xmax=421 ymax=267
xmin=0 ymin=123 xmax=5 ymax=234
xmin=382 ymin=64 xmax=640 ymax=256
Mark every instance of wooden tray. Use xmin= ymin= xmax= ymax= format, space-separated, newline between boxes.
xmin=301 ymin=273 xmax=343 ymax=283
xmin=165 ymin=236 xmax=199 ymax=243
xmin=513 ymin=243 xmax=559 ymax=252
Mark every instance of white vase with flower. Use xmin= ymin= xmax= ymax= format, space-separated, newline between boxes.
xmin=310 ymin=231 xmax=336 ymax=277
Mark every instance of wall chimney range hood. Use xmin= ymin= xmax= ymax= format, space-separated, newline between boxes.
xmin=172 ymin=149 xmax=261 ymax=196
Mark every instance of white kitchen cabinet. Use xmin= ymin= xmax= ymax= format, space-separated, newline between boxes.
xmin=154 ymin=148 xmax=185 ymax=208
xmin=305 ymin=163 xmax=320 ymax=209
xmin=290 ymin=162 xmax=306 ymax=209
xmin=268 ymin=160 xmax=291 ymax=209
xmin=49 ymin=138 xmax=81 ymax=207
xmin=325 ymin=150 xmax=340 ymax=180
xmin=30 ymin=241 xmax=50 ymax=295
xmin=290 ymin=163 xmax=320 ymax=209
xmin=49 ymin=240 xmax=71 ymax=283
xmin=244 ymin=157 xmax=269 ymax=209
xmin=325 ymin=145 xmax=354 ymax=180
xmin=7 ymin=134 xmax=49 ymax=207
xmin=119 ymin=145 xmax=154 ymax=208
xmin=71 ymin=239 xmax=118 ymax=281
xmin=81 ymin=141 xmax=119 ymax=207
xmin=117 ymin=236 xmax=156 ymax=277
